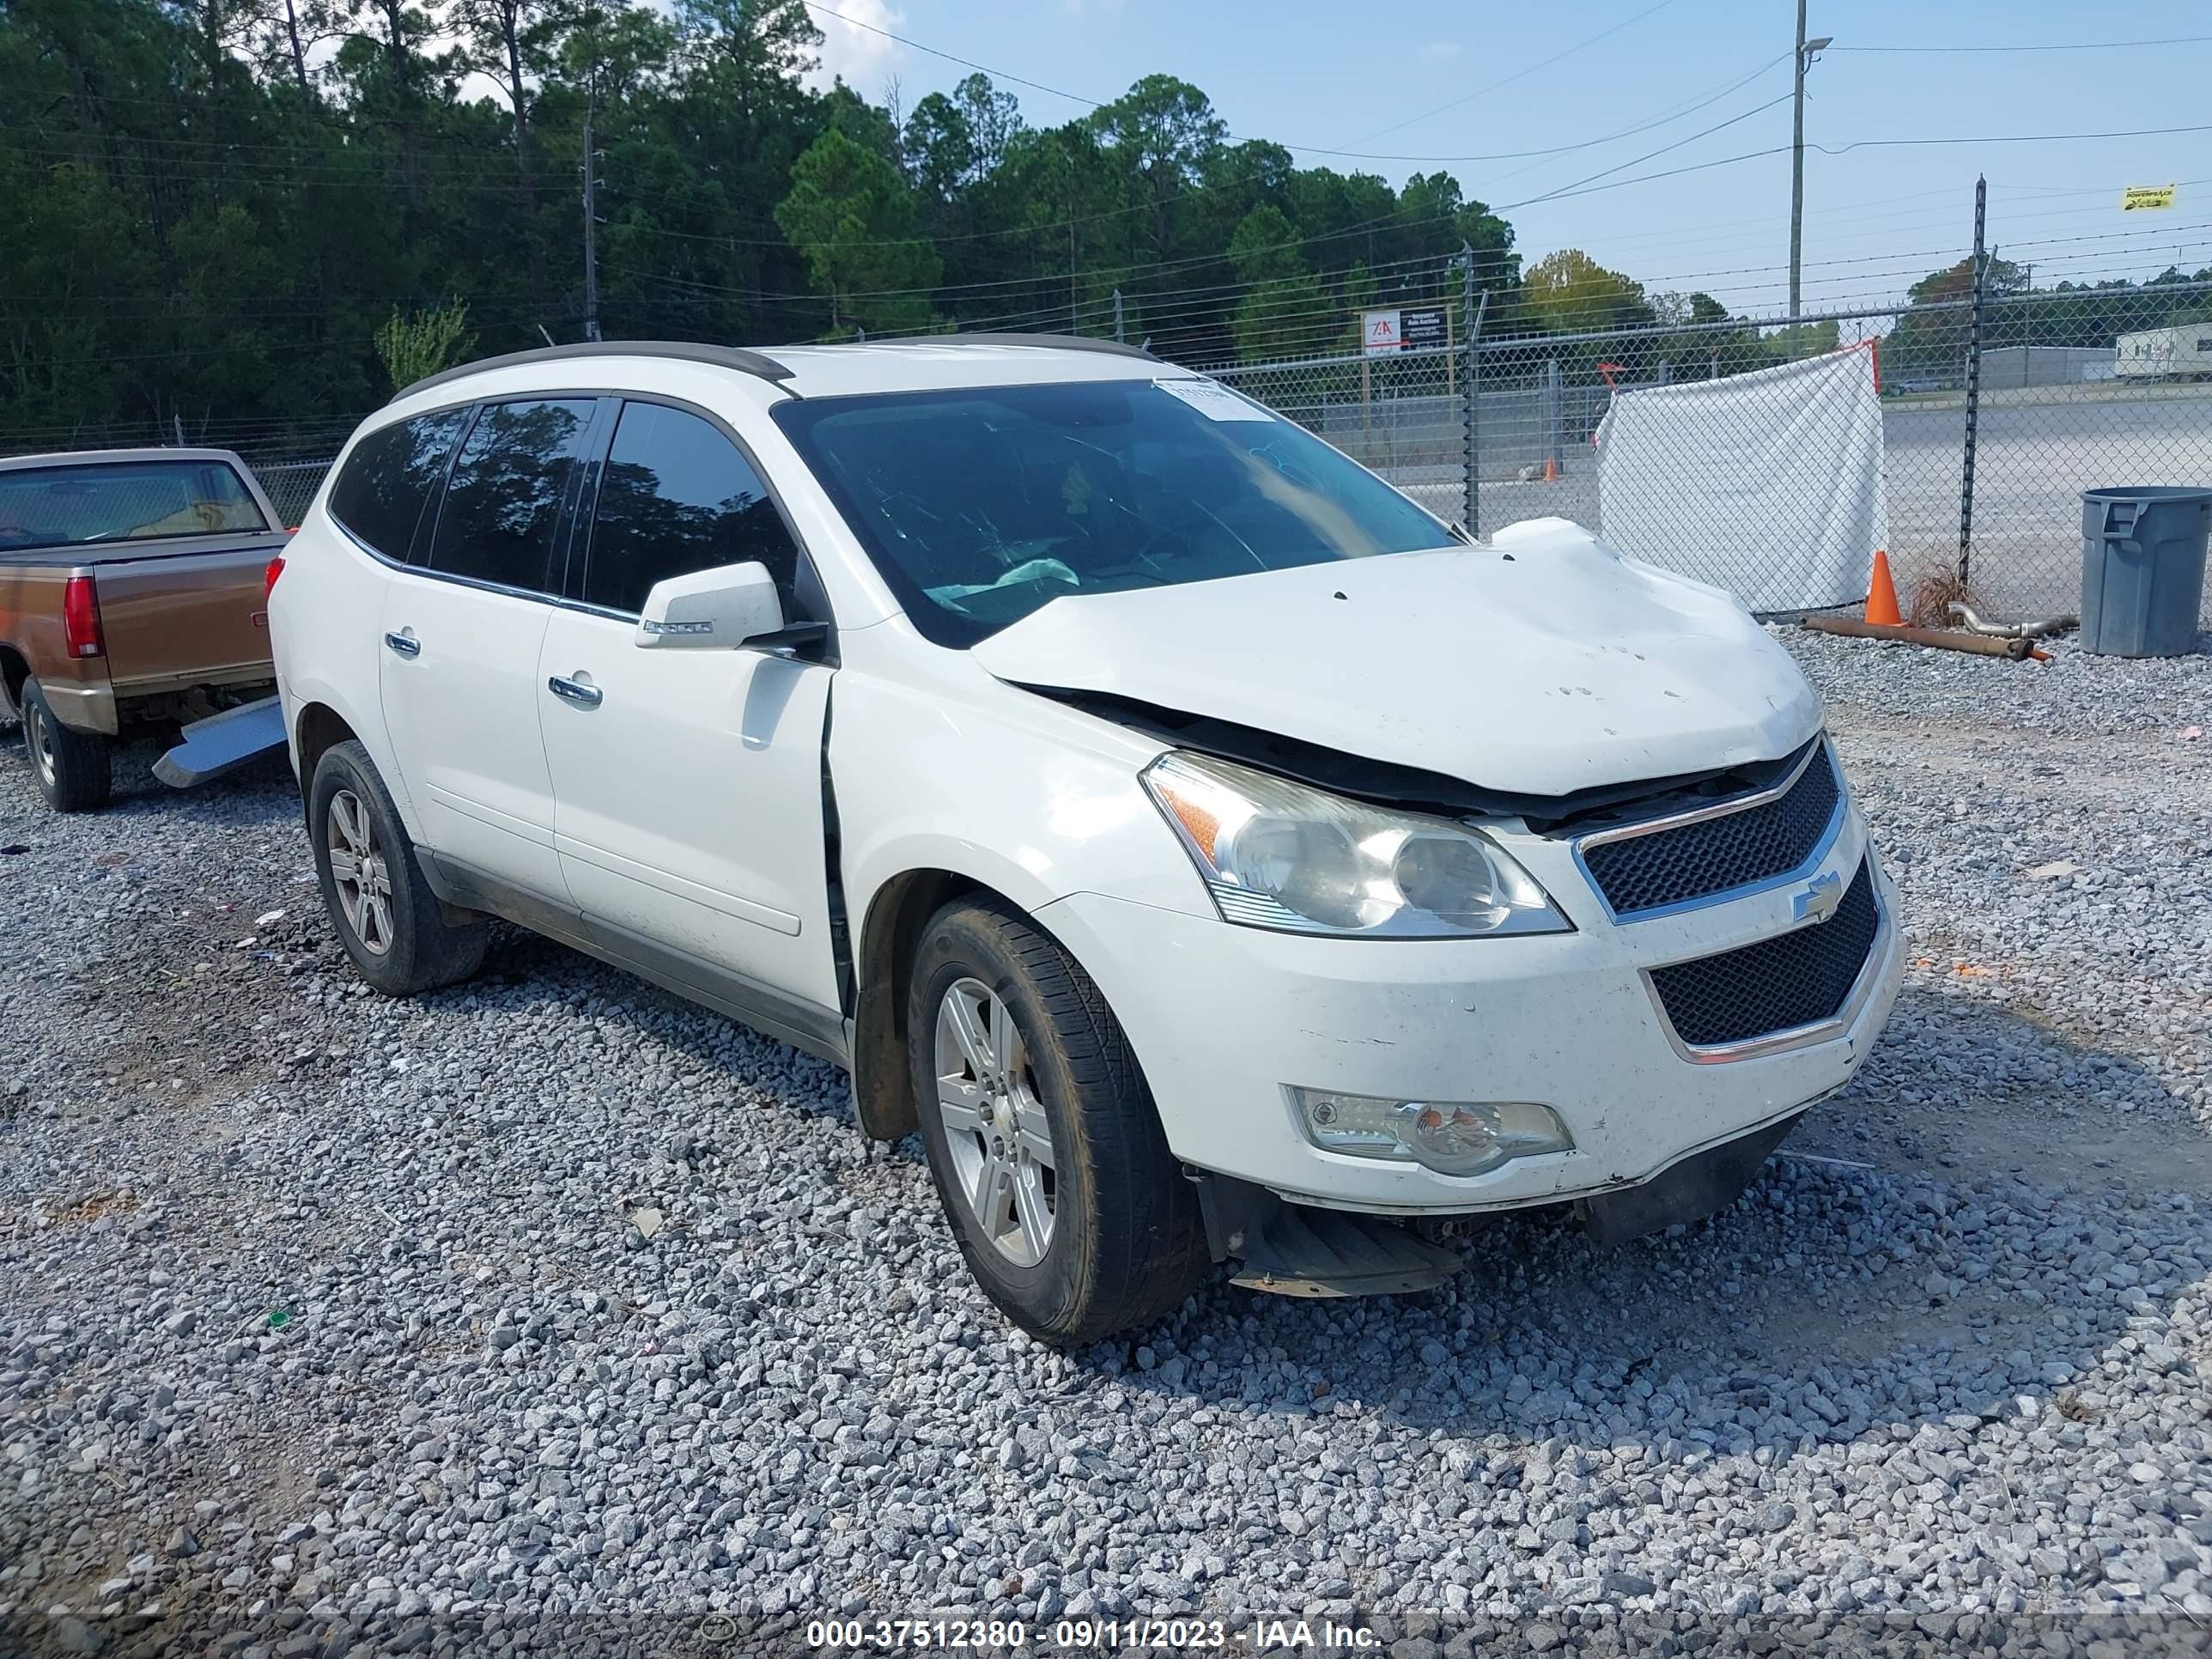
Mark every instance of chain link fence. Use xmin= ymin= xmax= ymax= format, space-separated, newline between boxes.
xmin=10 ymin=276 xmax=2209 ymax=633
xmin=249 ymin=458 xmax=335 ymax=529
xmin=1207 ymin=280 xmax=2212 ymax=628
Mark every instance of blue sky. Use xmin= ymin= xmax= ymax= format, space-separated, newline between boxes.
xmin=804 ymin=0 xmax=2212 ymax=315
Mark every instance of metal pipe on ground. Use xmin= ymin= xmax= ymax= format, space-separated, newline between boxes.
xmin=1802 ymin=616 xmax=2035 ymax=659
xmin=1947 ymin=601 xmax=2076 ymax=640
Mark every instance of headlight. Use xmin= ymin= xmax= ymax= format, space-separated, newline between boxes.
xmin=1140 ymin=750 xmax=1571 ymax=939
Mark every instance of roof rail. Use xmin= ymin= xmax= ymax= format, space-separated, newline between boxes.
xmin=934 ymin=331 xmax=1157 ymax=362
xmin=392 ymin=339 xmax=798 ymax=404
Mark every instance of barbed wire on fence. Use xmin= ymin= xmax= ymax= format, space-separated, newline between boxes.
xmin=227 ymin=275 xmax=2212 ymax=629
xmin=1206 ymin=280 xmax=2212 ymax=625
xmin=5 ymin=234 xmax=2202 ymax=635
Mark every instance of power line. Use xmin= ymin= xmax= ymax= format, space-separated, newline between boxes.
xmin=605 ymin=40 xmax=1789 ymax=250
xmin=797 ymin=1 xmax=1102 ymax=112
xmin=21 ymin=155 xmax=2192 ymax=328
xmin=1485 ymin=94 xmax=1792 ymax=208
xmin=1818 ymin=121 xmax=2212 ymax=154
xmin=1457 ymin=52 xmax=1791 ymax=193
xmin=1312 ymin=73 xmax=1793 ymax=165
xmin=1495 ymin=143 xmax=1789 ymax=214
xmin=1338 ymin=0 xmax=1683 ymax=145
xmin=1830 ymin=33 xmax=2212 ymax=54
xmin=799 ymin=0 xmax=1737 ymax=167
xmin=1032 ymin=255 xmax=2212 ymax=347
xmin=1510 ymin=176 xmax=2212 ymax=271
xmin=954 ymin=91 xmax=1808 ymax=295
xmin=1496 ymin=123 xmax=2212 ymax=227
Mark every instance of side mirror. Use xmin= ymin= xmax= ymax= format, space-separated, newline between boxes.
xmin=635 ymin=561 xmax=784 ymax=650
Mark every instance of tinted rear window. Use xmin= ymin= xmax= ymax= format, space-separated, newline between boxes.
xmin=0 ymin=460 xmax=268 ymax=550
xmin=428 ymin=398 xmax=597 ymax=593
xmin=329 ymin=410 xmax=468 ymax=562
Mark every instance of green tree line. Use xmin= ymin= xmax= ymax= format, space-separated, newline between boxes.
xmin=8 ymin=0 xmax=2206 ymax=450
xmin=0 ymin=0 xmax=1526 ymax=444
xmin=1881 ymin=255 xmax=2212 ymax=386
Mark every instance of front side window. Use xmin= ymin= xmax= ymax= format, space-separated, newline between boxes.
xmin=771 ymin=378 xmax=1453 ymax=647
xmin=328 ymin=409 xmax=469 ymax=562
xmin=0 ymin=460 xmax=268 ymax=550
xmin=427 ymin=398 xmax=598 ymax=593
xmin=582 ymin=402 xmax=801 ymax=615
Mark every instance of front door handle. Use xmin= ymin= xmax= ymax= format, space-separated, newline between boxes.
xmin=547 ymin=674 xmax=603 ymax=708
xmin=384 ymin=631 xmax=421 ymax=659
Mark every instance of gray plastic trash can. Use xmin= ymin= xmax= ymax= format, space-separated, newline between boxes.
xmin=2079 ymin=486 xmax=2210 ymax=657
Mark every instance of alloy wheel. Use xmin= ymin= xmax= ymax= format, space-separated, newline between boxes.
xmin=326 ymin=787 xmax=394 ymax=956
xmin=933 ymin=976 xmax=1058 ymax=1267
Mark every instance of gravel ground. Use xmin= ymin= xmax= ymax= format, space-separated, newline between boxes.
xmin=3 ymin=632 xmax=2210 ymax=1659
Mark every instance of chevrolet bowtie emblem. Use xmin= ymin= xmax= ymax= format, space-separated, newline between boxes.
xmin=1793 ymin=870 xmax=1844 ymax=926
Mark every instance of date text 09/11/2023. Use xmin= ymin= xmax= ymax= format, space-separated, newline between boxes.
xmin=796 ymin=1616 xmax=1382 ymax=1651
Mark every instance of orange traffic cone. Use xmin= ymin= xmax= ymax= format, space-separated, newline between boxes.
xmin=1864 ymin=550 xmax=1903 ymax=626
xmin=1542 ymin=457 xmax=1559 ymax=483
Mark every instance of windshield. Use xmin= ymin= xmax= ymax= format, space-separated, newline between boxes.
xmin=0 ymin=459 xmax=269 ymax=551
xmin=772 ymin=378 xmax=1455 ymax=646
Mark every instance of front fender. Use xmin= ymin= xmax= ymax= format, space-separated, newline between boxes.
xmin=828 ymin=656 xmax=1213 ymax=1139
xmin=833 ymin=664 xmax=1212 ymax=952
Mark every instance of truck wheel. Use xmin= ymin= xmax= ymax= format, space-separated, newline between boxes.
xmin=21 ymin=678 xmax=112 ymax=812
xmin=908 ymin=896 xmax=1208 ymax=1343
xmin=308 ymin=739 xmax=488 ymax=995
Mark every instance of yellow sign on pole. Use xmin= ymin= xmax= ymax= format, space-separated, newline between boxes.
xmin=2122 ymin=185 xmax=2178 ymax=212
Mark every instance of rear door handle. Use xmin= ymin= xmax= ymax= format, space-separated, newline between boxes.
xmin=547 ymin=674 xmax=603 ymax=708
xmin=383 ymin=631 xmax=420 ymax=659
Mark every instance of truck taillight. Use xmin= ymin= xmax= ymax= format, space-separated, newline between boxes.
xmin=63 ymin=574 xmax=104 ymax=659
xmin=264 ymin=555 xmax=285 ymax=599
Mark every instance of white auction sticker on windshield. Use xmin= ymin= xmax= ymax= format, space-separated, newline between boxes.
xmin=1155 ymin=378 xmax=1275 ymax=421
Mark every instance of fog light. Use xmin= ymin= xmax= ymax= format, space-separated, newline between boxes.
xmin=1291 ymin=1088 xmax=1571 ymax=1176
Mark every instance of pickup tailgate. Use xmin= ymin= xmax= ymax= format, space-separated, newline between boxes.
xmin=95 ymin=535 xmax=282 ymax=694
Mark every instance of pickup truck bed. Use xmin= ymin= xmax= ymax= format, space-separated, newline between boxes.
xmin=1 ymin=533 xmax=282 ymax=726
xmin=1 ymin=446 xmax=289 ymax=811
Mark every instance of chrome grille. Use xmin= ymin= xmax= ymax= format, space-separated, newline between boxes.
xmin=1647 ymin=857 xmax=1880 ymax=1050
xmin=1582 ymin=742 xmax=1841 ymax=919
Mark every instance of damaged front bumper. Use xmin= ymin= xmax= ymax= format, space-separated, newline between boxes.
xmin=1188 ymin=1108 xmax=1814 ymax=1297
xmin=1036 ymin=818 xmax=1902 ymax=1264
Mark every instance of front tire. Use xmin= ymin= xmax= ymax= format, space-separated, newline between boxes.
xmin=21 ymin=678 xmax=112 ymax=812
xmin=908 ymin=897 xmax=1208 ymax=1342
xmin=308 ymin=739 xmax=488 ymax=995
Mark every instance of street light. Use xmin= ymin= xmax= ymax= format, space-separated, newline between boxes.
xmin=1790 ymin=8 xmax=1833 ymax=331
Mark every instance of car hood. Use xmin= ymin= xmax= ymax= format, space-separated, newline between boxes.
xmin=970 ymin=517 xmax=1822 ymax=799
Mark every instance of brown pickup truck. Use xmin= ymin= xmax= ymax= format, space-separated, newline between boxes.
xmin=0 ymin=447 xmax=287 ymax=811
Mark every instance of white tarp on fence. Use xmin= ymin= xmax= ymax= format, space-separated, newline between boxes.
xmin=1595 ymin=344 xmax=1885 ymax=613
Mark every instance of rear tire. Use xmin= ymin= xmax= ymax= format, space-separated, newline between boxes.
xmin=309 ymin=739 xmax=488 ymax=995
xmin=21 ymin=678 xmax=112 ymax=812
xmin=908 ymin=896 xmax=1208 ymax=1343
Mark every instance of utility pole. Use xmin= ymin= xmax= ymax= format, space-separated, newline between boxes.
xmin=1959 ymin=175 xmax=1988 ymax=590
xmin=580 ymin=76 xmax=601 ymax=343
xmin=1112 ymin=288 xmax=1124 ymax=344
xmin=1068 ymin=221 xmax=1078 ymax=333
xmin=1789 ymin=6 xmax=1832 ymax=334
xmin=1459 ymin=241 xmax=1482 ymax=539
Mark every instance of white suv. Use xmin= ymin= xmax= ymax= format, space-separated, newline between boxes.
xmin=270 ymin=337 xmax=1901 ymax=1340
